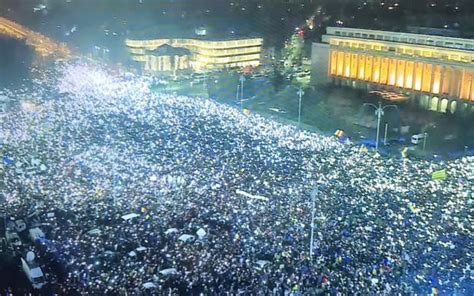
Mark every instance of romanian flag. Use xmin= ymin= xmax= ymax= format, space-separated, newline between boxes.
xmin=432 ymin=169 xmax=447 ymax=180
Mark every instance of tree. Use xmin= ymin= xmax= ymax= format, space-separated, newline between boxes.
xmin=270 ymin=63 xmax=285 ymax=92
xmin=283 ymin=33 xmax=304 ymax=70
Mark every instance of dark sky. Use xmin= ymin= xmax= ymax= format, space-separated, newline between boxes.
xmin=1 ymin=0 xmax=473 ymax=56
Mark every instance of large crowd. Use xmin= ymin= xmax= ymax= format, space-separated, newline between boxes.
xmin=1 ymin=62 xmax=472 ymax=295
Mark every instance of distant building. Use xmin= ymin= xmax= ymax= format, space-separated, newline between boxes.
xmin=139 ymin=44 xmax=191 ymax=74
xmin=312 ymin=27 xmax=474 ymax=114
xmin=125 ymin=37 xmax=263 ymax=73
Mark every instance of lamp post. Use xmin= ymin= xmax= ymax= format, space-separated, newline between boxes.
xmin=297 ymin=87 xmax=304 ymax=129
xmin=239 ymin=75 xmax=245 ymax=109
xmin=289 ymin=85 xmax=305 ymax=129
xmin=309 ymin=186 xmax=318 ymax=259
xmin=423 ymin=132 xmax=428 ymax=152
xmin=362 ymin=101 xmax=398 ymax=151
xmin=235 ymin=83 xmax=240 ymax=105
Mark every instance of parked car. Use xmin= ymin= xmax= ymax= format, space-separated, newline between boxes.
xmin=411 ymin=133 xmax=426 ymax=145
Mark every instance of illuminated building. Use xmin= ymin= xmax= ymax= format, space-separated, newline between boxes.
xmin=125 ymin=37 xmax=263 ymax=73
xmin=139 ymin=44 xmax=191 ymax=74
xmin=0 ymin=17 xmax=70 ymax=60
xmin=312 ymin=27 xmax=474 ymax=114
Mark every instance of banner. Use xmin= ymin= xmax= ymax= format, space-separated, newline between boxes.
xmin=431 ymin=169 xmax=446 ymax=180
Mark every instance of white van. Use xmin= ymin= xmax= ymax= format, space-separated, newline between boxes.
xmin=411 ymin=133 xmax=426 ymax=145
xmin=21 ymin=258 xmax=46 ymax=289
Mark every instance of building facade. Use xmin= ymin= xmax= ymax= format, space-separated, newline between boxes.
xmin=312 ymin=27 xmax=474 ymax=114
xmin=138 ymin=44 xmax=191 ymax=74
xmin=125 ymin=38 xmax=263 ymax=73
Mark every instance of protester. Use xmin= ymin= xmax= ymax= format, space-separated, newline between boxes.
xmin=1 ymin=61 xmax=472 ymax=295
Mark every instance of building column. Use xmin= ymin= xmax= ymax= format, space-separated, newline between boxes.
xmin=419 ymin=62 xmax=425 ymax=92
xmin=439 ymin=66 xmax=445 ymax=96
xmin=430 ymin=64 xmax=436 ymax=95
xmin=328 ymin=50 xmax=333 ymax=76
xmin=449 ymin=67 xmax=456 ymax=97
xmin=393 ymin=59 xmax=398 ymax=87
xmin=401 ymin=60 xmax=407 ymax=88
xmin=457 ymin=69 xmax=463 ymax=99
xmin=467 ymin=73 xmax=473 ymax=102
xmin=370 ymin=56 xmax=376 ymax=83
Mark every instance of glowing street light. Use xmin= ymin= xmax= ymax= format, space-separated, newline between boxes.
xmin=236 ymin=75 xmax=245 ymax=109
xmin=289 ymin=86 xmax=305 ymax=129
xmin=362 ymin=101 xmax=398 ymax=151
xmin=309 ymin=186 xmax=318 ymax=259
xmin=297 ymin=88 xmax=304 ymax=129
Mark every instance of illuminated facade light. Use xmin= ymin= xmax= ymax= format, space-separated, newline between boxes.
xmin=126 ymin=38 xmax=263 ymax=73
xmin=316 ymin=27 xmax=474 ymax=106
xmin=0 ymin=17 xmax=71 ymax=59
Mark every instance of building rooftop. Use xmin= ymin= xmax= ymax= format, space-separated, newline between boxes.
xmin=146 ymin=44 xmax=190 ymax=56
xmin=325 ymin=27 xmax=474 ymax=52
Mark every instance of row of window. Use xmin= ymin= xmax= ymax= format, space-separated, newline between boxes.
xmin=329 ymin=39 xmax=474 ymax=64
xmin=126 ymin=39 xmax=263 ymax=50
xmin=331 ymin=30 xmax=474 ymax=51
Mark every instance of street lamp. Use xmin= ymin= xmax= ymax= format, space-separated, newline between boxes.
xmin=423 ymin=132 xmax=428 ymax=152
xmin=297 ymin=88 xmax=304 ymax=129
xmin=289 ymin=85 xmax=305 ymax=129
xmin=309 ymin=186 xmax=318 ymax=259
xmin=238 ymin=75 xmax=245 ymax=109
xmin=362 ymin=101 xmax=398 ymax=151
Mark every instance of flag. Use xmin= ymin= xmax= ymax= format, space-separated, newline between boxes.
xmin=359 ymin=144 xmax=368 ymax=154
xmin=401 ymin=147 xmax=408 ymax=158
xmin=334 ymin=130 xmax=344 ymax=137
xmin=432 ymin=169 xmax=447 ymax=180
xmin=3 ymin=155 xmax=14 ymax=166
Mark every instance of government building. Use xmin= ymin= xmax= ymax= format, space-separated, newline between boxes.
xmin=125 ymin=37 xmax=263 ymax=74
xmin=311 ymin=27 xmax=474 ymax=114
